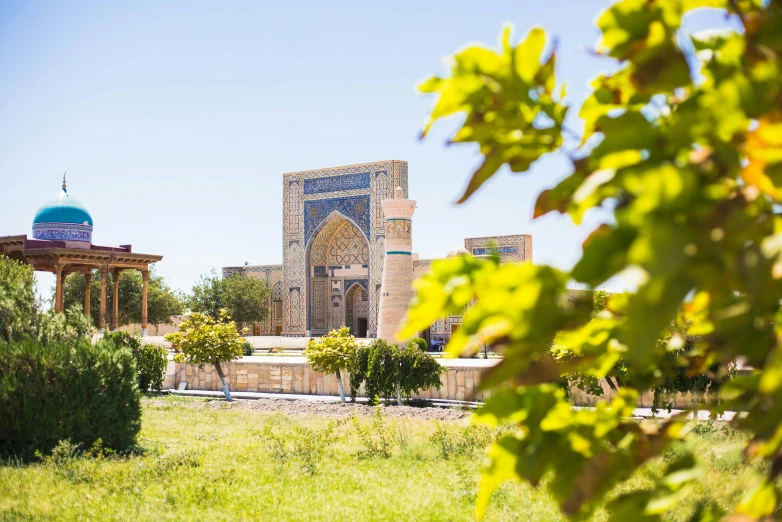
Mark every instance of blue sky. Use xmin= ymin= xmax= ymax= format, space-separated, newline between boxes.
xmin=0 ymin=1 xmax=731 ymax=298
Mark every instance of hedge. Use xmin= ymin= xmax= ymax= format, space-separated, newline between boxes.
xmin=0 ymin=337 xmax=141 ymax=459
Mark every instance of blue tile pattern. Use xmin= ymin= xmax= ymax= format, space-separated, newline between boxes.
xmin=472 ymin=245 xmax=518 ymax=256
xmin=304 ymin=172 xmax=370 ymax=195
xmin=304 ymin=195 xmax=370 ymax=245
xmin=344 ymin=279 xmax=368 ymax=295
xmin=313 ymin=266 xmax=327 ymax=277
xmin=32 ymin=223 xmax=92 ymax=242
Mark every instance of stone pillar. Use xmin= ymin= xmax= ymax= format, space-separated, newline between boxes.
xmin=84 ymin=272 xmax=92 ymax=318
xmin=54 ymin=264 xmax=64 ymax=313
xmin=377 ymin=186 xmax=416 ymax=342
xmin=99 ymin=267 xmax=108 ymax=333
xmin=141 ymin=269 xmax=149 ymax=336
xmin=111 ymin=268 xmax=120 ymax=331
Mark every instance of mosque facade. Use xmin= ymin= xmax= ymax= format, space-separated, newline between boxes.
xmin=223 ymin=160 xmax=531 ymax=345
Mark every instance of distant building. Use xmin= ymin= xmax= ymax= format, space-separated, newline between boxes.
xmin=223 ymin=160 xmax=531 ymax=344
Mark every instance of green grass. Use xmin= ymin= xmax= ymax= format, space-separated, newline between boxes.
xmin=0 ymin=397 xmax=758 ymax=521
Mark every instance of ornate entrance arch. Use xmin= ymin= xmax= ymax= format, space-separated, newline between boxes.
xmin=306 ymin=212 xmax=369 ymax=336
xmin=345 ymin=283 xmax=369 ymax=338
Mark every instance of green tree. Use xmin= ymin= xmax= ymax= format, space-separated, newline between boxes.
xmin=63 ymin=269 xmax=184 ymax=327
xmin=304 ymin=327 xmax=357 ymax=403
xmin=188 ymin=271 xmax=269 ymax=329
xmin=0 ymin=256 xmax=37 ymax=341
xmin=0 ymin=257 xmax=93 ymax=343
xmin=402 ymin=2 xmax=782 ymax=519
xmin=165 ymin=310 xmax=244 ymax=401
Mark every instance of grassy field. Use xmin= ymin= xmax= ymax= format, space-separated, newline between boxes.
xmin=0 ymin=397 xmax=759 ymax=521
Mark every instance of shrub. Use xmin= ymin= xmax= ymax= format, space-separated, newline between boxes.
xmin=304 ymin=327 xmax=357 ymax=403
xmin=408 ymin=337 xmax=428 ymax=351
xmin=242 ymin=340 xmax=254 ymax=356
xmin=35 ymin=305 xmax=94 ymax=346
xmin=103 ymin=331 xmax=167 ymax=392
xmin=164 ymin=310 xmax=244 ymax=401
xmin=398 ymin=344 xmax=444 ymax=399
xmin=349 ymin=339 xmax=444 ymax=404
xmin=349 ymin=339 xmax=399 ymax=404
xmin=0 ymin=337 xmax=141 ymax=459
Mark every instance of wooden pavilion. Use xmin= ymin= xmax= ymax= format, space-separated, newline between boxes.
xmin=0 ymin=235 xmax=163 ymax=334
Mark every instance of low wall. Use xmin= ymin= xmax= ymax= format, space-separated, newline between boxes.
xmin=163 ymin=357 xmax=712 ymax=408
xmin=163 ymin=356 xmax=493 ymax=402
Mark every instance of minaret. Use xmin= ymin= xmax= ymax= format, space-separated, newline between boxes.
xmin=377 ymin=186 xmax=416 ymax=342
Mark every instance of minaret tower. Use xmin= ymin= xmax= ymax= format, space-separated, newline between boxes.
xmin=377 ymin=186 xmax=416 ymax=342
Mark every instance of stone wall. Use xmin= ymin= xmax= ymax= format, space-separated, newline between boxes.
xmin=163 ymin=356 xmax=491 ymax=402
xmin=162 ymin=356 xmax=716 ymax=409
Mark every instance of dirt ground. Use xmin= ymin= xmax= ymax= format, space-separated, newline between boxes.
xmin=154 ymin=397 xmax=473 ymax=421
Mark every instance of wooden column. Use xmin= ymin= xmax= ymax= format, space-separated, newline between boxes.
xmin=99 ymin=267 xmax=108 ymax=332
xmin=141 ymin=269 xmax=149 ymax=336
xmin=84 ymin=272 xmax=92 ymax=318
xmin=111 ymin=268 xmax=120 ymax=331
xmin=54 ymin=264 xmax=64 ymax=313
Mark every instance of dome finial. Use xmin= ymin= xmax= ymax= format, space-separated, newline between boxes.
xmin=62 ymin=171 xmax=67 ymax=193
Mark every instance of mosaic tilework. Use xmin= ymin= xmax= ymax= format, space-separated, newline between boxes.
xmin=271 ymin=280 xmax=284 ymax=301
xmin=472 ymin=245 xmax=518 ymax=256
xmin=464 ymin=235 xmax=529 ymax=263
xmin=328 ymin=222 xmax=368 ymax=265
xmin=304 ymin=196 xmax=370 ymax=246
xmin=311 ymin=280 xmax=327 ymax=330
xmin=283 ymin=161 xmax=407 ymax=336
xmin=304 ymin=172 xmax=370 ymax=195
xmin=309 ymin=217 xmax=345 ymax=265
xmin=289 ymin=288 xmax=302 ymax=328
xmin=330 ymin=296 xmax=343 ymax=330
xmin=373 ymin=170 xmax=389 ymax=231
xmin=344 ymin=279 xmax=368 ymax=295
xmin=32 ymin=222 xmax=92 ymax=243
xmin=222 ymin=265 xmax=283 ymax=278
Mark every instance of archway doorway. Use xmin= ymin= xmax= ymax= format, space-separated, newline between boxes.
xmin=346 ymin=283 xmax=369 ymax=337
xmin=306 ymin=213 xmax=369 ymax=336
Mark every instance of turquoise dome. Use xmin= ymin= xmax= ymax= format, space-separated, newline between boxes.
xmin=33 ymin=189 xmax=93 ymax=226
xmin=32 ymin=179 xmax=94 ymax=243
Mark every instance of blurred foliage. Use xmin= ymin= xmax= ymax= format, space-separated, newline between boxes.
xmin=404 ymin=1 xmax=782 ymax=519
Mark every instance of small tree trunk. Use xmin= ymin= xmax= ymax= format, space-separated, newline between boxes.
xmin=336 ymin=368 xmax=346 ymax=404
xmin=396 ymin=379 xmax=402 ymax=406
xmin=214 ymin=360 xmax=233 ymax=402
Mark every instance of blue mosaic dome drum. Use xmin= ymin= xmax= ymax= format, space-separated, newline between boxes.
xmin=32 ymin=180 xmax=93 ymax=243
